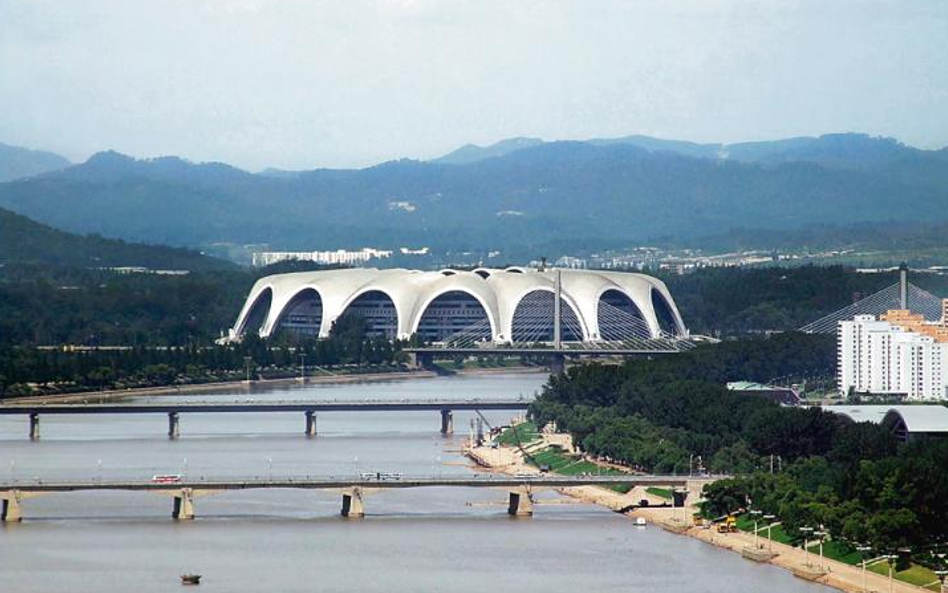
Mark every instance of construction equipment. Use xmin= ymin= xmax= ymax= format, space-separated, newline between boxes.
xmin=716 ymin=514 xmax=738 ymax=533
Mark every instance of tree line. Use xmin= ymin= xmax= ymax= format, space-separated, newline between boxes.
xmin=529 ymin=332 xmax=948 ymax=559
xmin=0 ymin=315 xmax=408 ymax=399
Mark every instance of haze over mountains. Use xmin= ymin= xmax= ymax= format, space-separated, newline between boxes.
xmin=0 ymin=133 xmax=946 ymax=261
xmin=0 ymin=142 xmax=71 ymax=182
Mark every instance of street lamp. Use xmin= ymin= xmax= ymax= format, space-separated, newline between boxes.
xmin=10 ymin=459 xmax=16 ymax=485
xmin=244 ymin=356 xmax=252 ymax=383
xmin=857 ymin=545 xmax=873 ymax=593
xmin=750 ymin=510 xmax=762 ymax=550
xmin=935 ymin=570 xmax=947 ymax=593
xmin=800 ymin=526 xmax=814 ymax=567
xmin=96 ymin=459 xmax=102 ymax=483
xmin=814 ymin=530 xmax=828 ymax=569
xmin=886 ymin=553 xmax=899 ymax=593
xmin=763 ymin=514 xmax=776 ymax=552
xmin=267 ymin=457 xmax=273 ymax=481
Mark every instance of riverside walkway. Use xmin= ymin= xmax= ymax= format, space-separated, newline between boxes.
xmin=0 ymin=398 xmax=531 ymax=439
xmin=0 ymin=474 xmax=690 ymax=521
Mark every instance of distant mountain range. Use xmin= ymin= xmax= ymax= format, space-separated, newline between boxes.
xmin=431 ymin=132 xmax=948 ymax=169
xmin=0 ymin=142 xmax=71 ymax=182
xmin=0 ymin=205 xmax=231 ymax=270
xmin=0 ymin=133 xmax=945 ymax=259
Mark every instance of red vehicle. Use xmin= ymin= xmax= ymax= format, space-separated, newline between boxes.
xmin=152 ymin=474 xmax=182 ymax=484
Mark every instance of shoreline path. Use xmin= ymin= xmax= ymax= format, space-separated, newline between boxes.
xmin=466 ymin=429 xmax=934 ymax=593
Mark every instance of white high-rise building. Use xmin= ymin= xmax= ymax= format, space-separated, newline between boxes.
xmin=837 ymin=311 xmax=948 ymax=401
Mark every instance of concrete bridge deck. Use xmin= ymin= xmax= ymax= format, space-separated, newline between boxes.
xmin=1 ymin=474 xmax=700 ymax=521
xmin=0 ymin=399 xmax=531 ymax=439
xmin=0 ymin=473 xmax=686 ymax=492
xmin=0 ymin=399 xmax=530 ymax=415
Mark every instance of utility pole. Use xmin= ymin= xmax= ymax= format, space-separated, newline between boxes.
xmin=900 ymin=262 xmax=908 ymax=310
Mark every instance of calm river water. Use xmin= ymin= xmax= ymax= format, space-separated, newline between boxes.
xmin=0 ymin=372 xmax=827 ymax=592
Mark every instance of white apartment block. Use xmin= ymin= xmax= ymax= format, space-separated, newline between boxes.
xmin=838 ymin=311 xmax=948 ymax=401
xmin=251 ymin=248 xmax=392 ymax=268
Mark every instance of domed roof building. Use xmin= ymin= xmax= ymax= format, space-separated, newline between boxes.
xmin=226 ymin=267 xmax=687 ymax=345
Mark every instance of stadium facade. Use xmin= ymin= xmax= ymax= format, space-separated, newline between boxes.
xmin=226 ymin=267 xmax=687 ymax=345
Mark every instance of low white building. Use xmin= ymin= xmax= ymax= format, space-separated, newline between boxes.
xmin=837 ymin=311 xmax=948 ymax=401
xmin=251 ymin=248 xmax=392 ymax=268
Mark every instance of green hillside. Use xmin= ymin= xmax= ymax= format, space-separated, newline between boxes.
xmin=0 ymin=206 xmax=233 ymax=271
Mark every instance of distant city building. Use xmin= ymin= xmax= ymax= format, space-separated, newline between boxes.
xmin=554 ymin=256 xmax=587 ymax=269
xmin=251 ymin=248 xmax=392 ymax=268
xmin=726 ymin=381 xmax=802 ymax=406
xmin=104 ymin=267 xmax=190 ymax=275
xmin=399 ymin=247 xmax=430 ymax=255
xmin=837 ymin=305 xmax=948 ymax=401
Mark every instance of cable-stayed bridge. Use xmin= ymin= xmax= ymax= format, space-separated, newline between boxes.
xmin=800 ymin=281 xmax=944 ymax=335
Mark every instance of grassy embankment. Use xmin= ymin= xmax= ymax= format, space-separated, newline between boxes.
xmin=495 ymin=422 xmax=632 ymax=493
xmin=732 ymin=513 xmax=942 ymax=590
xmin=868 ymin=561 xmax=943 ymax=591
xmin=498 ymin=425 xmax=944 ymax=590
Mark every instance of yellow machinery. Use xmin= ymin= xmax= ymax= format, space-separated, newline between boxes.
xmin=716 ymin=515 xmax=738 ymax=533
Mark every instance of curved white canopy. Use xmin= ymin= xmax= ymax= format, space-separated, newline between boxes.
xmin=227 ymin=267 xmax=688 ymax=343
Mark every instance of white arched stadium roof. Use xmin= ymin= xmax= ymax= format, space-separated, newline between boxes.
xmin=227 ymin=267 xmax=688 ymax=344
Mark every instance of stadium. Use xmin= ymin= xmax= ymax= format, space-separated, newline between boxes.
xmin=226 ymin=267 xmax=688 ymax=346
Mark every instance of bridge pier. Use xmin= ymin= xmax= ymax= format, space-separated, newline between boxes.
xmin=2 ymin=491 xmax=22 ymax=522
xmin=29 ymin=413 xmax=39 ymax=440
xmin=168 ymin=412 xmax=180 ymax=439
xmin=341 ymin=488 xmax=365 ymax=518
xmin=410 ymin=351 xmax=435 ymax=370
xmin=172 ymin=488 xmax=195 ymax=520
xmin=507 ymin=490 xmax=533 ymax=516
xmin=548 ymin=353 xmax=566 ymax=375
xmin=440 ymin=409 xmax=453 ymax=435
xmin=304 ymin=411 xmax=317 ymax=437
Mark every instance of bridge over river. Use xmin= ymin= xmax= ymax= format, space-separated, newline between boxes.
xmin=0 ymin=474 xmax=702 ymax=521
xmin=0 ymin=398 xmax=531 ymax=439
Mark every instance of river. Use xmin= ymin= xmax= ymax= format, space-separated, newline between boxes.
xmin=0 ymin=372 xmax=828 ymax=592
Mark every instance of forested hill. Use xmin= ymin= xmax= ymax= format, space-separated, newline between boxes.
xmin=0 ymin=142 xmax=71 ymax=181
xmin=0 ymin=206 xmax=233 ymax=271
xmin=0 ymin=134 xmax=946 ymax=253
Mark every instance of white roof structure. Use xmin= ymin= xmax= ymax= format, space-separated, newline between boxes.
xmin=226 ymin=267 xmax=688 ymax=346
xmin=826 ymin=405 xmax=948 ymax=437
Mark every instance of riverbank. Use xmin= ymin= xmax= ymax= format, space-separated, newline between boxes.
xmin=3 ymin=366 xmax=548 ymax=405
xmin=466 ymin=431 xmax=934 ymax=593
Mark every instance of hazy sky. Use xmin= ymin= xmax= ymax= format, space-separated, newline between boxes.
xmin=1 ymin=0 xmax=946 ymax=170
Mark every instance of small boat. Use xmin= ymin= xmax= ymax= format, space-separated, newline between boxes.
xmin=180 ymin=574 xmax=202 ymax=585
xmin=634 ymin=517 xmax=647 ymax=527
